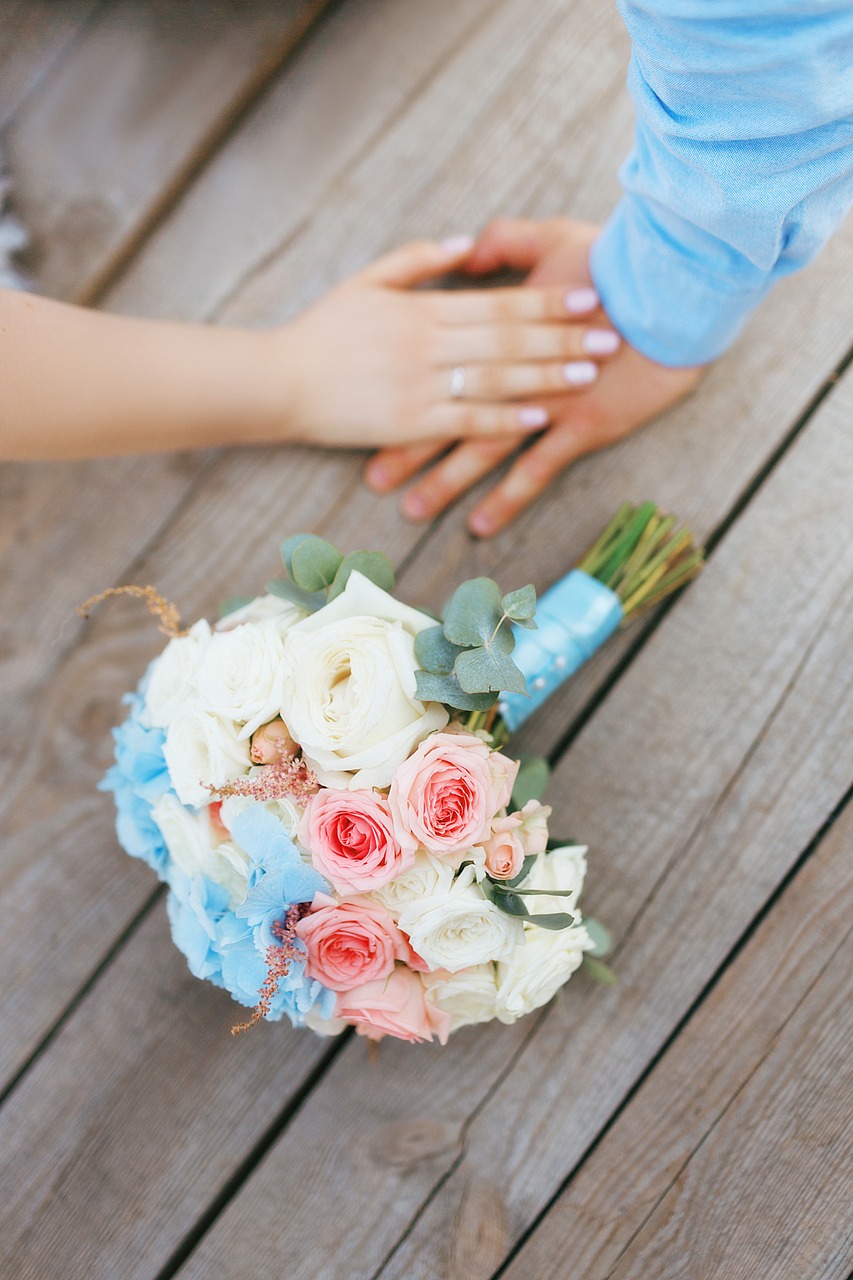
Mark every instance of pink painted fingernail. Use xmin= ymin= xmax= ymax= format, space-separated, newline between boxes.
xmin=469 ymin=511 xmax=494 ymax=537
xmin=441 ymin=235 xmax=475 ymax=254
xmin=582 ymin=329 xmax=620 ymax=355
xmin=403 ymin=491 xmax=430 ymax=520
xmin=563 ymin=360 xmax=598 ymax=386
xmin=564 ymin=287 xmax=599 ymax=314
xmin=518 ymin=406 xmax=549 ymax=429
xmin=367 ymin=463 xmax=389 ymax=489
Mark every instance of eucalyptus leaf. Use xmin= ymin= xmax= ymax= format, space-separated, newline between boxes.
xmin=443 ymin=578 xmax=505 ymax=648
xmin=511 ymin=756 xmax=550 ymax=809
xmin=526 ymin=911 xmax=576 ymax=931
xmin=414 ymin=625 xmax=464 ymax=675
xmin=583 ymin=917 xmax=613 ymax=958
xmin=414 ymin=670 xmax=497 ymax=712
xmin=582 ymin=955 xmax=618 ymax=985
xmin=265 ymin=578 xmax=326 ymax=612
xmin=501 ymin=584 xmax=537 ymax=624
xmin=329 ymin=550 xmax=395 ymax=600
xmin=455 ymin=645 xmax=527 ymax=695
xmin=489 ymin=886 xmax=531 ymax=919
xmin=290 ymin=537 xmax=344 ymax=592
xmin=280 ymin=533 xmax=314 ymax=576
xmin=505 ymin=854 xmax=538 ymax=889
xmin=218 ymin=596 xmax=253 ymax=619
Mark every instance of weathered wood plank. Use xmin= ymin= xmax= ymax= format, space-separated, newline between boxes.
xmin=0 ymin=1 xmax=99 ymax=130
xmin=154 ymin=368 xmax=853 ymax=1279
xmin=501 ymin=795 xmax=853 ymax=1280
xmin=0 ymin=907 xmax=334 ymax=1280
xmin=4 ymin=0 xmax=334 ymax=303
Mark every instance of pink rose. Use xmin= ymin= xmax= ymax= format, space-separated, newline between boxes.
xmin=296 ymin=894 xmax=415 ymax=991
xmin=516 ymin=799 xmax=552 ymax=857
xmin=482 ymin=815 xmax=525 ymax=880
xmin=299 ymin=788 xmax=413 ymax=892
xmin=336 ymin=968 xmax=451 ymax=1044
xmin=389 ymin=732 xmax=520 ymax=856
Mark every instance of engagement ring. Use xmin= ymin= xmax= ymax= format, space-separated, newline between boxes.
xmin=449 ymin=365 xmax=466 ymax=399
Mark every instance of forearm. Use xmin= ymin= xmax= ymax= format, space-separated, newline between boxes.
xmin=0 ymin=290 xmax=287 ymax=459
xmin=592 ymin=0 xmax=853 ymax=366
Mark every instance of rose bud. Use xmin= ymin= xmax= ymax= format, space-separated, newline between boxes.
xmin=250 ymin=718 xmax=298 ymax=765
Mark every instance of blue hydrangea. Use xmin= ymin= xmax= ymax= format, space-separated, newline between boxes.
xmin=105 ymin=693 xmax=335 ymax=1027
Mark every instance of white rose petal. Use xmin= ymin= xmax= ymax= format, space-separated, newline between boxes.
xmin=495 ymin=924 xmax=591 ymax=1024
xmin=164 ymin=711 xmax=251 ymax=808
xmin=280 ymin=571 xmax=448 ymax=790
xmin=196 ymin=620 xmax=287 ymax=739
xmin=216 ymin=594 xmax=306 ymax=633
xmin=369 ymin=851 xmax=454 ymax=916
xmin=422 ymin=964 xmax=499 ymax=1031
xmin=397 ymin=864 xmax=523 ymax=971
xmin=301 ymin=1004 xmax=348 ymax=1037
xmin=143 ymin=619 xmax=212 ymax=729
xmin=151 ymin=793 xmax=251 ymax=907
xmin=523 ymin=844 xmax=588 ymax=914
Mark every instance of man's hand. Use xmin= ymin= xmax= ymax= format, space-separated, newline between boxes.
xmin=364 ymin=218 xmax=703 ymax=535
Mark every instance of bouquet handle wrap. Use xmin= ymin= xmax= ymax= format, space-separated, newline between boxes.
xmin=499 ymin=570 xmax=623 ymax=734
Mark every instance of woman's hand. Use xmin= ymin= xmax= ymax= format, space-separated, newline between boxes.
xmin=270 ymin=237 xmax=620 ymax=449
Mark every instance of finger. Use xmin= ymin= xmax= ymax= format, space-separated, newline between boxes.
xmin=434 ymin=320 xmax=620 ymax=364
xmin=358 ymin=236 xmax=474 ymax=287
xmin=432 ymin=285 xmax=587 ymax=325
xmin=365 ymin=441 xmax=449 ymax=492
xmin=463 ymin=218 xmax=547 ymax=275
xmin=438 ymin=359 xmax=599 ymax=401
xmin=467 ymin=423 xmax=590 ymax=536
xmin=424 ymin=402 xmax=551 ymax=438
xmin=400 ymin=437 xmax=522 ymax=522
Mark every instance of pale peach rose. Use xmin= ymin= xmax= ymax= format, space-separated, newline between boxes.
xmin=295 ymin=894 xmax=415 ymax=992
xmin=482 ymin=815 xmax=525 ymax=880
xmin=299 ymin=788 xmax=413 ymax=893
xmin=389 ymin=732 xmax=519 ymax=856
xmin=516 ymin=800 xmax=552 ymax=857
xmin=336 ymin=968 xmax=451 ymax=1044
xmin=250 ymin=718 xmax=297 ymax=765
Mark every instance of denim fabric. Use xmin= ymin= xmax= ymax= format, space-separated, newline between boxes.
xmin=590 ymin=0 xmax=853 ymax=365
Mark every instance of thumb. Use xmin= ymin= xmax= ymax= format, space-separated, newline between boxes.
xmin=357 ymin=236 xmax=475 ymax=288
xmin=463 ymin=218 xmax=548 ymax=276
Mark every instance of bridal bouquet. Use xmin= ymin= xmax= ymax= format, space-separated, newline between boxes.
xmin=92 ymin=506 xmax=701 ymax=1044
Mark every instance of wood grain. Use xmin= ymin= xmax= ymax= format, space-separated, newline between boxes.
xmin=0 ymin=1 xmax=99 ymax=129
xmin=166 ymin=368 xmax=853 ymax=1280
xmin=4 ymin=0 xmax=333 ymax=303
xmin=500 ymin=794 xmax=853 ymax=1279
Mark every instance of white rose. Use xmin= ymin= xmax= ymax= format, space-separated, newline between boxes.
xmin=422 ymin=964 xmax=499 ymax=1031
xmin=196 ymin=620 xmax=287 ymax=739
xmin=301 ymin=1004 xmax=348 ymax=1037
xmin=494 ymin=844 xmax=592 ymax=1022
xmin=495 ymin=924 xmax=591 ymax=1023
xmin=397 ymin=864 xmax=523 ymax=972
xmin=143 ymin=619 xmax=212 ymax=728
xmin=279 ymin=571 xmax=448 ymax=790
xmin=219 ymin=793 xmax=301 ymax=841
xmin=151 ymin=793 xmax=251 ymax=907
xmin=216 ymin=594 xmax=306 ymax=633
xmin=369 ymin=851 xmax=454 ymax=916
xmin=163 ymin=710 xmax=252 ymax=808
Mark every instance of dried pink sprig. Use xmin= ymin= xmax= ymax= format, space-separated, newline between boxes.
xmin=208 ymin=756 xmax=319 ymax=804
xmin=232 ymin=907 xmax=307 ymax=1035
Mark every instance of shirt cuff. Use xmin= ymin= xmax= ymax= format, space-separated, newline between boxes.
xmin=589 ymin=194 xmax=776 ymax=368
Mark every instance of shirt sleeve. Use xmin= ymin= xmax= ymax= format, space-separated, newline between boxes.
xmin=590 ymin=0 xmax=853 ymax=367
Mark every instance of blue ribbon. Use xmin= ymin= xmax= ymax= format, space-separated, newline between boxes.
xmin=499 ymin=570 xmax=623 ymax=734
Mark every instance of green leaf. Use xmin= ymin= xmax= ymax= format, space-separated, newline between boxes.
xmin=455 ymin=645 xmax=527 ymax=695
xmin=328 ymin=550 xmax=395 ymax=600
xmin=501 ymin=584 xmax=537 ymax=625
xmin=414 ymin=625 xmax=464 ymax=675
xmin=582 ymin=917 xmax=613 ymax=958
xmin=290 ymin=537 xmax=344 ymax=592
xmin=443 ymin=578 xmax=506 ymax=648
xmin=265 ymin=578 xmax=326 ymax=612
xmin=582 ymin=955 xmax=618 ymax=985
xmin=490 ymin=886 xmax=531 ymax=918
xmin=526 ymin=911 xmax=576 ymax=931
xmin=218 ymin=596 xmax=253 ymax=619
xmin=280 ymin=533 xmax=314 ymax=576
xmin=414 ymin=670 xmax=497 ymax=712
xmin=505 ymin=854 xmax=538 ymax=889
xmin=511 ymin=756 xmax=550 ymax=809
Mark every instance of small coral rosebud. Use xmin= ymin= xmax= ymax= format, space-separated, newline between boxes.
xmin=250 ymin=718 xmax=297 ymax=765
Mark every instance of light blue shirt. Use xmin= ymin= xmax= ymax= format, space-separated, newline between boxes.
xmin=590 ymin=1 xmax=853 ymax=366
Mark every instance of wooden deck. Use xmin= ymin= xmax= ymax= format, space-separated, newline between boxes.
xmin=2 ymin=3 xmax=852 ymax=1277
